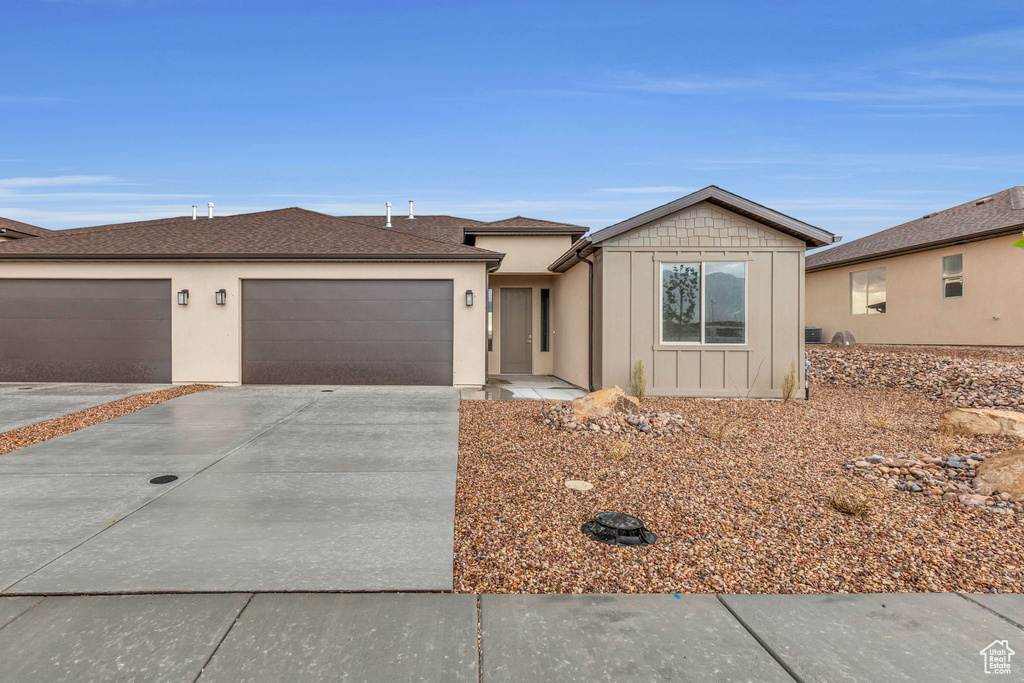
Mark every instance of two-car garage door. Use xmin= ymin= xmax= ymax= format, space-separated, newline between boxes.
xmin=0 ymin=278 xmax=454 ymax=385
xmin=241 ymin=279 xmax=454 ymax=385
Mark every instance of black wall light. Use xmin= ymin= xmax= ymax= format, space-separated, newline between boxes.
xmin=215 ymin=289 xmax=227 ymax=305
xmin=177 ymin=289 xmax=189 ymax=305
xmin=465 ymin=290 xmax=474 ymax=306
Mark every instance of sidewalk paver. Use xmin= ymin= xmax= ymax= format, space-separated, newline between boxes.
xmin=0 ymin=594 xmax=249 ymax=683
xmin=198 ymin=593 xmax=477 ymax=682
xmin=480 ymin=594 xmax=790 ymax=682
xmin=721 ymin=593 xmax=1024 ymax=682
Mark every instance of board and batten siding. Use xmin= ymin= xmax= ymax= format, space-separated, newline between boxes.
xmin=598 ymin=201 xmax=806 ymax=398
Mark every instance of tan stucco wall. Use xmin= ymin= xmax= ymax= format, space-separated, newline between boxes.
xmin=476 ymin=235 xmax=575 ymax=274
xmin=598 ymin=202 xmax=806 ymax=398
xmin=487 ymin=274 xmax=557 ymax=376
xmin=806 ymin=234 xmax=1024 ymax=346
xmin=551 ymin=261 xmax=590 ymax=389
xmin=0 ymin=261 xmax=488 ymax=386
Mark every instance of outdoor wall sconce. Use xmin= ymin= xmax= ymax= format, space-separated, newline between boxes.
xmin=465 ymin=290 xmax=474 ymax=306
xmin=177 ymin=289 xmax=189 ymax=306
xmin=215 ymin=289 xmax=227 ymax=306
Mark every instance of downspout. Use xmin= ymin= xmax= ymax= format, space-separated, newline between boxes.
xmin=576 ymin=248 xmax=595 ymax=392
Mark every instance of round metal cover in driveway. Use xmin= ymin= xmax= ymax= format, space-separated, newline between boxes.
xmin=149 ymin=475 xmax=179 ymax=485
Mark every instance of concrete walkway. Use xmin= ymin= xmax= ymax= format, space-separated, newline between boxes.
xmin=461 ymin=374 xmax=586 ymax=400
xmin=0 ymin=592 xmax=1020 ymax=681
xmin=0 ymin=385 xmax=460 ymax=594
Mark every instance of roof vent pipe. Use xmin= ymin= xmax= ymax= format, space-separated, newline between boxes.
xmin=207 ymin=202 xmax=214 ymax=219
xmin=408 ymin=200 xmax=415 ymax=220
xmin=385 ymin=202 xmax=392 ymax=228
xmin=192 ymin=205 xmax=197 ymax=220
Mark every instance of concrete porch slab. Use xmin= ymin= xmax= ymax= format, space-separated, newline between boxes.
xmin=197 ymin=593 xmax=478 ymax=682
xmin=0 ymin=594 xmax=249 ymax=683
xmin=720 ymin=593 xmax=1021 ymax=682
xmin=480 ymin=594 xmax=790 ymax=682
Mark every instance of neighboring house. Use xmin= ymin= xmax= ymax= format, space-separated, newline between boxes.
xmin=0 ymin=187 xmax=835 ymax=397
xmin=0 ymin=217 xmax=52 ymax=241
xmin=806 ymin=186 xmax=1024 ymax=346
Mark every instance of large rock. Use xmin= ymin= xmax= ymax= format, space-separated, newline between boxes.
xmin=940 ymin=408 xmax=1024 ymax=437
xmin=974 ymin=447 xmax=1024 ymax=497
xmin=572 ymin=386 xmax=640 ymax=419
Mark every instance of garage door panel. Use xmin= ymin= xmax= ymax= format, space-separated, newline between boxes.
xmin=242 ymin=279 xmax=454 ymax=386
xmin=243 ymin=320 xmax=453 ymax=343
xmin=243 ymin=361 xmax=452 ymax=385
xmin=243 ymin=299 xmax=451 ymax=324
xmin=245 ymin=340 xmax=453 ymax=363
xmin=1 ymin=337 xmax=171 ymax=362
xmin=0 ymin=279 xmax=168 ymax=301
xmin=0 ymin=299 xmax=171 ymax=321
xmin=0 ymin=359 xmax=172 ymax=384
xmin=246 ymin=279 xmax=451 ymax=302
xmin=0 ymin=279 xmax=172 ymax=383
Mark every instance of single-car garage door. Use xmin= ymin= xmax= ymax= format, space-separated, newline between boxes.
xmin=242 ymin=279 xmax=454 ymax=385
xmin=0 ymin=279 xmax=172 ymax=383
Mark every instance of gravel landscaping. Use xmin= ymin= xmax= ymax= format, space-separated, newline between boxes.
xmin=0 ymin=384 xmax=217 ymax=455
xmin=455 ymin=348 xmax=1024 ymax=595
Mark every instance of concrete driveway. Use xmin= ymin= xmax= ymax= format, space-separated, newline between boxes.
xmin=0 ymin=385 xmax=459 ymax=594
xmin=0 ymin=382 xmax=173 ymax=433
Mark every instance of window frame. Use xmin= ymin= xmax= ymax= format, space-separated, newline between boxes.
xmin=850 ymin=266 xmax=886 ymax=315
xmin=942 ymin=254 xmax=963 ymax=299
xmin=486 ymin=288 xmax=494 ymax=352
xmin=658 ymin=260 xmax=748 ymax=346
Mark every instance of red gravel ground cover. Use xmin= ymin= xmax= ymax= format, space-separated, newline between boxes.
xmin=455 ymin=382 xmax=1024 ymax=594
xmin=0 ymin=384 xmax=217 ymax=456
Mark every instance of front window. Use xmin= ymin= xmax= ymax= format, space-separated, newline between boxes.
xmin=661 ymin=262 xmax=746 ymax=344
xmin=942 ymin=254 xmax=963 ymax=298
xmin=850 ymin=267 xmax=886 ymax=314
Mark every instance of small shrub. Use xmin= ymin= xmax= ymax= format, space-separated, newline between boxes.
xmin=705 ymin=414 xmax=744 ymax=443
xmin=933 ymin=429 xmax=958 ymax=455
xmin=781 ymin=358 xmax=799 ymax=402
xmin=827 ymin=488 xmax=872 ymax=518
xmin=866 ymin=410 xmax=894 ymax=430
xmin=608 ymin=438 xmax=630 ymax=461
xmin=630 ymin=358 xmax=647 ymax=399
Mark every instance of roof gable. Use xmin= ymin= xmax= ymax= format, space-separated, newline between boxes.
xmin=588 ymin=185 xmax=835 ymax=248
xmin=806 ymin=186 xmax=1024 ymax=271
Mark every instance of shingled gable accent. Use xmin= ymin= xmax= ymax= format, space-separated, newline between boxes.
xmin=0 ymin=207 xmax=504 ymax=264
xmin=806 ymin=186 xmax=1024 ymax=272
xmin=548 ymin=185 xmax=836 ymax=273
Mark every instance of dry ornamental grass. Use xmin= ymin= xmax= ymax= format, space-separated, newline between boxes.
xmin=455 ymin=378 xmax=1024 ymax=595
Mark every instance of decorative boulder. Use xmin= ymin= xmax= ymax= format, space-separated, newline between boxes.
xmin=974 ymin=447 xmax=1024 ymax=497
xmin=831 ymin=330 xmax=856 ymax=346
xmin=572 ymin=386 xmax=641 ymax=419
xmin=940 ymin=408 xmax=1024 ymax=437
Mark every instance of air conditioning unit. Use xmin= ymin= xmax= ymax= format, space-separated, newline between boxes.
xmin=805 ymin=326 xmax=823 ymax=344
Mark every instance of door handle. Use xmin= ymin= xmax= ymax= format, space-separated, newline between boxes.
xmin=527 ymin=334 xmax=533 ymax=344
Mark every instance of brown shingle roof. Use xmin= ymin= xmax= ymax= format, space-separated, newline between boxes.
xmin=0 ymin=208 xmax=503 ymax=262
xmin=339 ymin=215 xmax=484 ymax=245
xmin=0 ymin=217 xmax=52 ymax=238
xmin=806 ymin=186 xmax=1024 ymax=271
xmin=467 ymin=216 xmax=588 ymax=237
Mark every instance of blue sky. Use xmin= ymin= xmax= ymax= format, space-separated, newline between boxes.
xmin=3 ymin=0 xmax=1023 ymax=247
